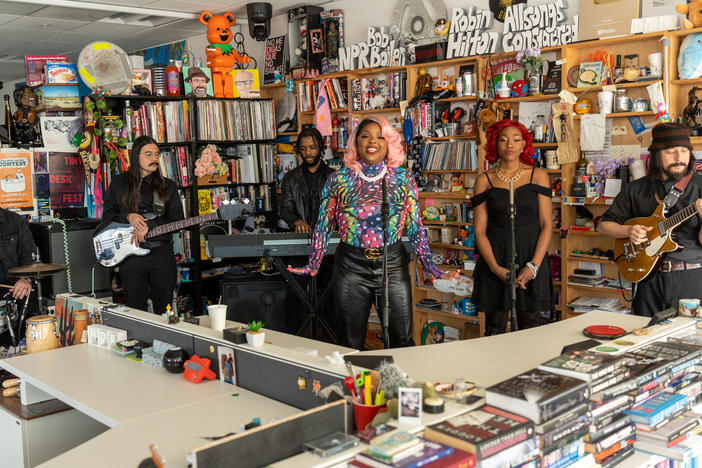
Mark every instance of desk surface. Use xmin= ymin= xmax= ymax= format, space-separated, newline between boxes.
xmin=38 ymin=388 xmax=298 ymax=468
xmin=0 ymin=345 xmax=235 ymax=427
xmin=359 ymin=311 xmax=650 ymax=387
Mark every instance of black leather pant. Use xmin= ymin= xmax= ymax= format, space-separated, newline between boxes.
xmin=333 ymin=242 xmax=414 ymax=350
xmin=120 ymin=244 xmax=176 ymax=314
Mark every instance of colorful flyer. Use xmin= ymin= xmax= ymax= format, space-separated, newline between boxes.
xmin=0 ymin=151 xmax=34 ymax=211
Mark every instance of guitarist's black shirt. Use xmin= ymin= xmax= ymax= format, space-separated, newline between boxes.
xmin=102 ymin=173 xmax=185 ymax=244
xmin=601 ymin=172 xmax=702 ymax=262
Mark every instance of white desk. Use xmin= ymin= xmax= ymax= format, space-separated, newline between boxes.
xmin=38 ymin=388 xmax=299 ymax=468
xmin=1 ymin=345 xmax=236 ymax=427
xmin=359 ymin=311 xmax=650 ymax=387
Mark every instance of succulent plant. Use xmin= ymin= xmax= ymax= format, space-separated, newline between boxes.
xmin=247 ymin=320 xmax=264 ymax=333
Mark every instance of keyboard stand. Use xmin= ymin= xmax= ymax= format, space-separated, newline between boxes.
xmin=267 ymin=253 xmax=337 ymax=344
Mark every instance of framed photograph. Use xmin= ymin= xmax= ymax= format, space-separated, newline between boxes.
xmin=40 ymin=116 xmax=81 ymax=152
xmin=183 ymin=66 xmax=213 ymax=97
xmin=217 ymin=345 xmax=236 ymax=385
xmin=310 ymin=28 xmax=324 ymax=54
xmin=398 ymin=387 xmax=422 ymax=426
xmin=231 ymin=69 xmax=260 ymax=98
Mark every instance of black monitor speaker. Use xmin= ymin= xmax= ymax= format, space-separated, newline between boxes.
xmin=221 ymin=277 xmax=302 ymax=333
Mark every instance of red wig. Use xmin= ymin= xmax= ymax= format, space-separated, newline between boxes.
xmin=344 ymin=116 xmax=406 ymax=172
xmin=484 ymin=119 xmax=535 ymax=166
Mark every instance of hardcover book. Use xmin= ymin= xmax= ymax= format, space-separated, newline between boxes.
xmin=369 ymin=430 xmax=421 ymax=457
xmin=535 ymin=402 xmax=590 ymax=435
xmin=485 ymin=368 xmax=589 ymax=423
xmin=636 ymin=411 xmax=702 ymax=448
xmin=539 ymin=349 xmax=626 ymax=382
xmin=422 ymin=405 xmax=534 ymax=460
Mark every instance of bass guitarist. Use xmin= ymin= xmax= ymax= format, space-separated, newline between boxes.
xmin=599 ymin=123 xmax=702 ymax=317
xmin=101 ymin=136 xmax=184 ymax=314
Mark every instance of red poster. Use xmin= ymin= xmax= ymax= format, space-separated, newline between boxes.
xmin=49 ymin=152 xmax=85 ymax=209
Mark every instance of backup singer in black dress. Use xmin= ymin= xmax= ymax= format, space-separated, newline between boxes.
xmin=471 ymin=119 xmax=553 ymax=334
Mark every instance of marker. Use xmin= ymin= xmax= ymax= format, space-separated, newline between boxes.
xmin=364 ymin=374 xmax=372 ymax=405
xmin=375 ymin=389 xmax=385 ymax=405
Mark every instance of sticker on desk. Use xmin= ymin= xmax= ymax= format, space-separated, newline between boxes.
xmin=612 ymin=340 xmax=635 ymax=346
xmin=297 ymin=376 xmax=307 ymax=390
xmin=595 ymin=346 xmax=619 ymax=353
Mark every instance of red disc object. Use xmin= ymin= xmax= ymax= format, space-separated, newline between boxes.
xmin=583 ymin=325 xmax=628 ymax=340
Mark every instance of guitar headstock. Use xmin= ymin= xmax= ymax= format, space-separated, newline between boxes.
xmin=218 ymin=201 xmax=251 ymax=221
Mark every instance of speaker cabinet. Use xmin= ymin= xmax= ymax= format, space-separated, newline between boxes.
xmin=221 ymin=276 xmax=302 ymax=333
xmin=29 ymin=219 xmax=110 ymax=300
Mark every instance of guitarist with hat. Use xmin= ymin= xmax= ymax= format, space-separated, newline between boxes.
xmin=101 ymin=136 xmax=184 ymax=314
xmin=599 ymin=123 xmax=702 ymax=317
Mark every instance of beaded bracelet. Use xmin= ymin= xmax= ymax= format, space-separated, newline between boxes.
xmin=526 ymin=261 xmax=538 ymax=278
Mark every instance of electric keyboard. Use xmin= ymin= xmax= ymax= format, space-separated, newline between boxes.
xmin=208 ymin=233 xmax=409 ymax=258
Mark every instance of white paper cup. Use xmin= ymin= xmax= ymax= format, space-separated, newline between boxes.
xmin=208 ymin=305 xmax=228 ymax=331
xmin=598 ymin=91 xmax=614 ymax=114
xmin=648 ymin=53 xmax=663 ymax=78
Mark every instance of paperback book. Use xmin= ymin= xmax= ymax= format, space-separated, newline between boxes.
xmin=539 ymin=349 xmax=626 ymax=382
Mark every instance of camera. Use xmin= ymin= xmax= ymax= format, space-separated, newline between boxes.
xmin=246 ymin=2 xmax=272 ymax=42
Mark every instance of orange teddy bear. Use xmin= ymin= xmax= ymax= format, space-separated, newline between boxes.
xmin=200 ymin=11 xmax=251 ymax=97
xmin=676 ymin=1 xmax=702 ymax=29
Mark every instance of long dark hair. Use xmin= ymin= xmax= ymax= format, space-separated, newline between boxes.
xmin=295 ymin=126 xmax=325 ymax=156
xmin=122 ymin=136 xmax=168 ymax=212
xmin=647 ymin=149 xmax=695 ymax=180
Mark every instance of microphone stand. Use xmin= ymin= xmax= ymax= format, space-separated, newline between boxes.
xmin=508 ymin=179 xmax=518 ymax=333
xmin=381 ymin=176 xmax=390 ymax=349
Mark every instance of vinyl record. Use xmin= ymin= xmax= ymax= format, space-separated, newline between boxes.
xmin=567 ymin=66 xmax=580 ymax=88
xmin=583 ymin=324 xmax=627 ymax=340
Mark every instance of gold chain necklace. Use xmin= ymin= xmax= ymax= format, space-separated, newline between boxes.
xmin=494 ymin=163 xmax=525 ymax=183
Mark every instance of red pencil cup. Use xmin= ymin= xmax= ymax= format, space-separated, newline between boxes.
xmin=353 ymin=401 xmax=386 ymax=431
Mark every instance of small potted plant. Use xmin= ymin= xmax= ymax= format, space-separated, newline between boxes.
xmin=516 ymin=48 xmax=544 ymax=96
xmin=246 ymin=320 xmax=265 ymax=346
xmin=194 ymin=144 xmax=229 ymax=186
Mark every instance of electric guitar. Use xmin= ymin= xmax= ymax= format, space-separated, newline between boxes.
xmin=93 ymin=203 xmax=248 ymax=267
xmin=614 ymin=200 xmax=700 ymax=283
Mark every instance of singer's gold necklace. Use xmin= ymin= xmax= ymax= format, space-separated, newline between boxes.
xmin=494 ymin=162 xmax=525 ymax=184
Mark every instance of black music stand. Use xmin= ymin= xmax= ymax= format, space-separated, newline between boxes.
xmin=267 ymin=254 xmax=337 ymax=343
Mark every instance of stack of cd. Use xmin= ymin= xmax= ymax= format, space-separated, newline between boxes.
xmin=151 ymin=64 xmax=166 ymax=96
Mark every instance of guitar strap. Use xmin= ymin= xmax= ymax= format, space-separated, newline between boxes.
xmin=662 ymin=171 xmax=694 ymax=212
xmin=152 ymin=190 xmax=165 ymax=217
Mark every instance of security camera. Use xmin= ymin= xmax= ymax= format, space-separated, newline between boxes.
xmin=246 ymin=2 xmax=272 ymax=42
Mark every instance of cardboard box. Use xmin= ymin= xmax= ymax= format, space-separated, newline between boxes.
xmin=578 ymin=0 xmax=641 ymax=41
xmin=33 ymin=84 xmax=80 ymax=110
xmin=25 ymin=55 xmax=69 ymax=86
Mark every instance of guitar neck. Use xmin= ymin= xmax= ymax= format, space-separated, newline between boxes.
xmin=146 ymin=212 xmax=220 ymax=238
xmin=663 ymin=203 xmax=699 ymax=232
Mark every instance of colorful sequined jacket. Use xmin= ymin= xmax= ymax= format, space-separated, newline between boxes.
xmin=304 ymin=161 xmax=442 ymax=277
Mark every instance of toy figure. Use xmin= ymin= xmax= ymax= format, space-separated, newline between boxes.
xmin=618 ymin=54 xmax=641 ymax=83
xmin=676 ymin=0 xmax=702 ymax=29
xmin=433 ymin=18 xmax=450 ymax=37
xmin=326 ymin=21 xmax=339 ymax=59
xmin=12 ymin=87 xmax=38 ymax=145
xmin=415 ymin=69 xmax=432 ymax=96
xmin=200 ymin=11 xmax=252 ymax=98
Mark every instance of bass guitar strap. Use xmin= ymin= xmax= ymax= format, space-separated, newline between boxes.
xmin=662 ymin=171 xmax=694 ymax=212
xmin=152 ymin=190 xmax=165 ymax=217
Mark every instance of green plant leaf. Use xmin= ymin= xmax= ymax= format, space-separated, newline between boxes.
xmin=85 ymin=101 xmax=95 ymax=111
xmin=113 ymin=119 xmax=123 ymax=129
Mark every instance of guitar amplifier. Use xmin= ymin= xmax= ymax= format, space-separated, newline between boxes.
xmin=29 ymin=219 xmax=111 ymax=300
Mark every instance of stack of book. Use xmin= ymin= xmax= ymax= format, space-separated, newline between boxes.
xmin=566 ymin=296 xmax=631 ymax=315
xmin=539 ymin=349 xmax=634 ymax=466
xmin=484 ymin=368 xmax=590 ymax=467
xmin=422 ymin=141 xmax=477 ymax=171
xmin=349 ymin=429 xmax=468 ymax=468
xmin=423 ymin=404 xmax=538 ymax=467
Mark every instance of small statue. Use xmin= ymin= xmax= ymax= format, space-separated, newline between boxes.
xmin=433 ymin=18 xmax=450 ymax=37
xmin=12 ymin=87 xmax=38 ymax=145
xmin=326 ymin=21 xmax=339 ymax=59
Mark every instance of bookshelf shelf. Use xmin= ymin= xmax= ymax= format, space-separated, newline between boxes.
xmin=435 ymin=96 xmax=478 ymax=103
xmin=157 ymin=142 xmax=191 ymax=147
xmin=497 ymin=94 xmax=559 ymax=103
xmin=419 ymin=192 xmax=470 ymax=199
xmin=533 ymin=142 xmax=558 ymax=148
xmin=354 ymin=107 xmax=401 ymax=114
xmin=567 ymin=80 xmax=662 ymax=94
xmin=278 ymin=131 xmax=298 ymax=136
xmin=425 ymin=135 xmax=476 ymax=142
xmin=573 ymin=111 xmax=654 ymax=119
